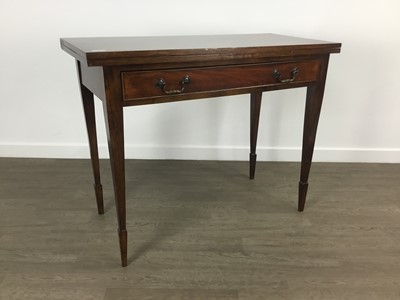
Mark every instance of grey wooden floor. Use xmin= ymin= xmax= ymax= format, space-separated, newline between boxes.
xmin=1 ymin=158 xmax=400 ymax=299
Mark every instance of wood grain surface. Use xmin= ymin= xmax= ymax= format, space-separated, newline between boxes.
xmin=60 ymin=34 xmax=340 ymax=66
xmin=1 ymin=158 xmax=399 ymax=299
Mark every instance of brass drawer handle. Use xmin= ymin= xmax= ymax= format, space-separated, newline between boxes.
xmin=156 ymin=75 xmax=190 ymax=95
xmin=273 ymin=67 xmax=299 ymax=83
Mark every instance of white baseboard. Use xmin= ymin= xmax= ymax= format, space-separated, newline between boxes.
xmin=0 ymin=143 xmax=399 ymax=163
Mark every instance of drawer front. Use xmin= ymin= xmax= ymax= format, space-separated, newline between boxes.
xmin=122 ymin=60 xmax=320 ymax=101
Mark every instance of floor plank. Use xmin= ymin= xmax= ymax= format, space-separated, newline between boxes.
xmin=103 ymin=288 xmax=238 ymax=300
xmin=1 ymin=158 xmax=400 ymax=299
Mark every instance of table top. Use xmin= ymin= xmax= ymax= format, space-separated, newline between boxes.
xmin=61 ymin=33 xmax=341 ymax=66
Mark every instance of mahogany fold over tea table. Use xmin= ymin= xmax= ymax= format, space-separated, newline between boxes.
xmin=60 ymin=33 xmax=341 ymax=266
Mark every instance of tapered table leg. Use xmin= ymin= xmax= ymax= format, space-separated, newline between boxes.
xmin=77 ymin=61 xmax=104 ymax=215
xmin=103 ymin=67 xmax=127 ymax=267
xmin=249 ymin=92 xmax=263 ymax=179
xmin=299 ymin=56 xmax=330 ymax=212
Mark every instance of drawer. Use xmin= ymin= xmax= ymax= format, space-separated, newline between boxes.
xmin=122 ymin=60 xmax=320 ymax=101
